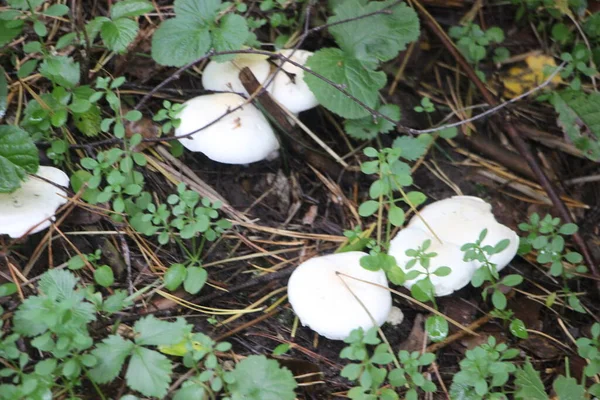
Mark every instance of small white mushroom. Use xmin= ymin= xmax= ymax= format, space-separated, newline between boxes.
xmin=389 ymin=226 xmax=479 ymax=296
xmin=175 ymin=93 xmax=280 ymax=164
xmin=407 ymin=196 xmax=519 ymax=271
xmin=202 ymin=53 xmax=271 ymax=95
xmin=0 ymin=166 xmax=69 ymax=238
xmin=267 ymin=49 xmax=319 ymax=114
xmin=287 ymin=251 xmax=392 ymax=340
xmin=386 ymin=306 xmax=405 ymax=326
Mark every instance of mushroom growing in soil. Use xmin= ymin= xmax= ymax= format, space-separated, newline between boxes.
xmin=287 ymin=251 xmax=392 ymax=340
xmin=266 ymin=49 xmax=319 ymax=114
xmin=388 ymin=196 xmax=519 ymax=296
xmin=202 ymin=53 xmax=271 ymax=95
xmin=174 ymin=92 xmax=280 ymax=164
xmin=0 ymin=166 xmax=69 ymax=238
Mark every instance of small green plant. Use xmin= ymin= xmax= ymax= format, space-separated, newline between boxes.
xmin=576 ymin=322 xmax=600 ymax=395
xmin=153 ymin=100 xmax=185 ymax=135
xmin=462 ymin=229 xmax=527 ymax=338
xmin=519 ymin=213 xmax=586 ymax=313
xmin=341 ymin=327 xmax=436 ymax=400
xmin=450 ymin=336 xmax=519 ymax=399
xmin=448 ymin=23 xmax=509 ymax=80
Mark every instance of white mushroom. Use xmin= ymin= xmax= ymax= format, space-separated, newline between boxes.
xmin=267 ymin=49 xmax=319 ymax=114
xmin=202 ymin=53 xmax=271 ymax=95
xmin=287 ymin=251 xmax=392 ymax=340
xmin=175 ymin=93 xmax=280 ymax=164
xmin=407 ymin=196 xmax=519 ymax=271
xmin=386 ymin=306 xmax=405 ymax=326
xmin=389 ymin=226 xmax=479 ymax=296
xmin=387 ymin=196 xmax=519 ymax=297
xmin=0 ymin=166 xmax=69 ymax=238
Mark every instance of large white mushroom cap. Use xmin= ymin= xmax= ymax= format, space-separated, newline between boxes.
xmin=0 ymin=166 xmax=69 ymax=238
xmin=389 ymin=226 xmax=479 ymax=296
xmin=267 ymin=49 xmax=319 ymax=114
xmin=287 ymin=251 xmax=392 ymax=340
xmin=202 ymin=53 xmax=271 ymax=95
xmin=175 ymin=93 xmax=280 ymax=164
xmin=408 ymin=196 xmax=519 ymax=271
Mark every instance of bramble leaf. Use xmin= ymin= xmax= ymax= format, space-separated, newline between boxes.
xmin=133 ymin=315 xmax=190 ymax=346
xmin=126 ymin=347 xmax=173 ymax=398
xmin=110 ymin=0 xmax=154 ymax=19
xmin=151 ymin=18 xmax=210 ymax=67
xmin=101 ymin=18 xmax=139 ymax=53
xmin=0 ymin=125 xmax=39 ymax=193
xmin=328 ymin=0 xmax=420 ymax=64
xmin=514 ymin=360 xmax=546 ymax=400
xmin=89 ymin=335 xmax=135 ymax=383
xmin=305 ymin=48 xmax=386 ymax=119
xmin=227 ymin=355 xmax=297 ymax=400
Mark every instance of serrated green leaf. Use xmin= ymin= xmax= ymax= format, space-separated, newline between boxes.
xmin=111 ymin=0 xmax=154 ymax=19
xmin=39 ymin=55 xmax=80 ymax=88
xmin=304 ymin=48 xmax=386 ymax=119
xmin=101 ymin=18 xmax=138 ymax=53
xmin=329 ymin=0 xmax=420 ymax=64
xmin=211 ymin=14 xmax=248 ymax=62
xmin=345 ymin=104 xmax=400 ymax=140
xmin=151 ymin=18 xmax=210 ymax=67
xmin=392 ymin=135 xmax=429 ymax=161
xmin=0 ymin=125 xmax=39 ymax=193
xmin=553 ymin=375 xmax=586 ymax=400
xmin=553 ymin=90 xmax=600 ymax=160
xmin=173 ymin=382 xmax=207 ymax=400
xmin=74 ymin=104 xmax=102 ymax=137
xmin=227 ymin=355 xmax=297 ymax=400
xmin=133 ymin=315 xmax=190 ymax=346
xmin=175 ymin=0 xmax=220 ymax=24
xmin=89 ymin=335 xmax=135 ymax=383
xmin=126 ymin=346 xmax=173 ymax=398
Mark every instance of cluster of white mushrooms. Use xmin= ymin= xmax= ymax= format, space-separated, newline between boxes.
xmin=0 ymin=166 xmax=69 ymax=238
xmin=175 ymin=49 xmax=319 ymax=164
xmin=287 ymin=196 xmax=519 ymax=340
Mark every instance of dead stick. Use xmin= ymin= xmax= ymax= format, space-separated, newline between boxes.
xmin=414 ymin=0 xmax=599 ymax=289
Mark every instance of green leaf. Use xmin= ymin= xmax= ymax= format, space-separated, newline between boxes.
xmin=175 ymin=0 xmax=220 ymax=23
xmin=509 ymin=318 xmax=528 ymax=339
xmin=164 ymin=263 xmax=187 ymax=290
xmin=344 ymin=104 xmax=400 ymax=140
xmin=491 ymin=290 xmax=507 ymax=310
xmin=0 ymin=282 xmax=17 ymax=297
xmin=359 ymin=200 xmax=379 ymax=217
xmin=389 ymin=205 xmax=405 ymax=227
xmin=74 ymin=104 xmax=102 ymax=137
xmin=211 ymin=14 xmax=249 ymax=62
xmin=328 ymin=0 xmax=420 ymax=64
xmin=94 ymin=265 xmax=115 ymax=287
xmin=173 ymin=382 xmax=207 ymax=400
xmin=44 ymin=4 xmax=69 ymax=16
xmin=425 ymin=315 xmax=448 ymax=342
xmin=89 ymin=335 xmax=135 ymax=383
xmin=0 ymin=19 xmax=24 ymax=46
xmin=227 ymin=355 xmax=297 ymax=400
xmin=134 ymin=315 xmax=189 ymax=346
xmin=39 ymin=55 xmax=80 ymax=88
xmin=101 ymin=18 xmax=138 ymax=53
xmin=151 ymin=18 xmax=210 ymax=67
xmin=411 ymin=278 xmax=435 ymax=302
xmin=18 ymin=59 xmax=39 ymax=79
xmin=392 ymin=135 xmax=429 ymax=161
xmin=553 ymin=90 xmax=600 ymax=160
xmin=183 ymin=266 xmax=207 ymax=295
xmin=0 ymin=125 xmax=39 ymax=193
xmin=126 ymin=346 xmax=173 ymax=398
xmin=553 ymin=375 xmax=586 ymax=400
xmin=111 ymin=0 xmax=154 ymax=19
xmin=304 ymin=48 xmax=386 ymax=119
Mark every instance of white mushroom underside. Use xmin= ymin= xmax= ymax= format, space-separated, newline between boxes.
xmin=0 ymin=166 xmax=69 ymax=238
xmin=175 ymin=93 xmax=280 ymax=164
xmin=267 ymin=49 xmax=319 ymax=114
xmin=202 ymin=56 xmax=271 ymax=95
xmin=287 ymin=251 xmax=392 ymax=340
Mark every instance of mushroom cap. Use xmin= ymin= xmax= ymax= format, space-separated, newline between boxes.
xmin=202 ymin=53 xmax=271 ymax=95
xmin=408 ymin=196 xmax=519 ymax=271
xmin=287 ymin=251 xmax=392 ymax=340
xmin=267 ymin=49 xmax=319 ymax=114
xmin=388 ymin=226 xmax=479 ymax=296
xmin=175 ymin=93 xmax=280 ymax=164
xmin=0 ymin=166 xmax=69 ymax=238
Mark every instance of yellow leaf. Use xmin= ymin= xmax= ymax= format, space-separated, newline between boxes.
xmin=502 ymin=54 xmax=562 ymax=98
